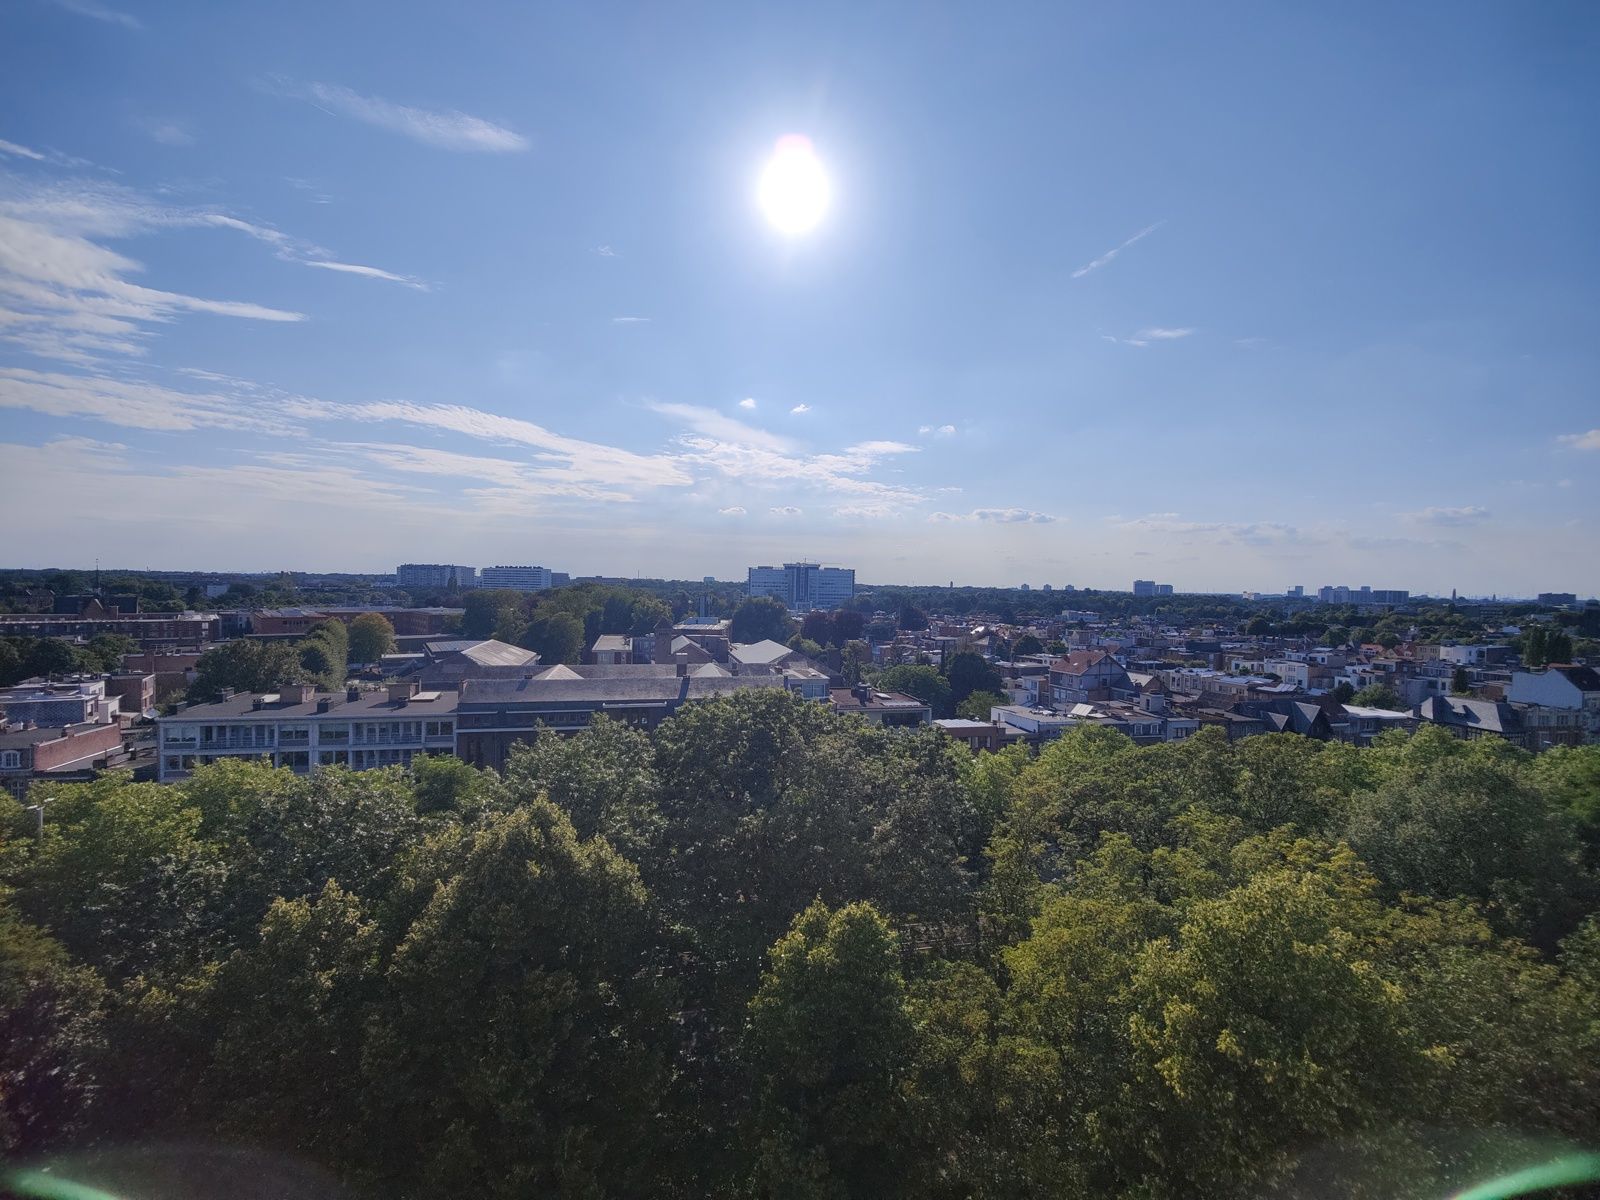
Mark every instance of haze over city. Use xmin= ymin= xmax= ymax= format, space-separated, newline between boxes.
xmin=1 ymin=1 xmax=1597 ymax=593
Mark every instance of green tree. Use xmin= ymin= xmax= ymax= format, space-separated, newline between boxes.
xmin=1350 ymin=683 xmax=1402 ymax=710
xmin=944 ymin=651 xmax=1003 ymax=707
xmin=731 ymin=596 xmax=795 ymax=644
xmin=1342 ymin=757 xmax=1586 ymax=945
xmin=24 ymin=638 xmax=79 ymax=679
xmin=84 ymin=633 xmax=137 ymax=673
xmin=744 ymin=901 xmax=916 ymax=1200
xmin=1524 ymin=625 xmax=1549 ymax=668
xmin=1546 ymin=629 xmax=1574 ymax=664
xmin=628 ymin=595 xmax=673 ymax=636
xmin=876 ymin=664 xmax=953 ymax=717
xmin=298 ymin=619 xmax=348 ymax=689
xmin=1245 ymin=615 xmax=1273 ymax=636
xmin=461 ymin=589 xmax=525 ymax=639
xmin=830 ymin=609 xmax=866 ymax=645
xmin=956 ymin=690 xmax=1008 ymax=721
xmin=362 ymin=803 xmax=674 ymax=1199
xmin=195 ymin=882 xmax=381 ymax=1163
xmin=188 ymin=639 xmax=310 ymax=701
xmin=347 ymin=612 xmax=396 ymax=664
xmin=1010 ymin=633 xmax=1044 ymax=657
xmin=1450 ymin=665 xmax=1472 ymax=695
xmin=840 ymin=639 xmax=871 ymax=686
xmin=502 ymin=716 xmax=663 ymax=863
xmin=1323 ymin=625 xmax=1350 ymax=648
xmin=897 ymin=603 xmax=929 ymax=631
xmin=799 ymin=611 xmax=833 ymax=645
xmin=10 ymin=778 xmax=226 ymax=984
xmin=0 ymin=900 xmax=106 ymax=1157
xmin=1331 ymin=681 xmax=1355 ymax=704
xmin=520 ymin=611 xmax=584 ymax=664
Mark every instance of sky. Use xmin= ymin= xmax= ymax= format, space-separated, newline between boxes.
xmin=1 ymin=0 xmax=1597 ymax=595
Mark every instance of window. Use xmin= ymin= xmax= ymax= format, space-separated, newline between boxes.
xmin=0 ymin=750 xmax=21 ymax=769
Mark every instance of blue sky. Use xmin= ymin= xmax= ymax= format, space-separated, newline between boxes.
xmin=1 ymin=0 xmax=1597 ymax=594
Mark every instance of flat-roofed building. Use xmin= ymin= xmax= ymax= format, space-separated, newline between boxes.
xmin=397 ymin=563 xmax=477 ymax=589
xmin=747 ymin=562 xmax=855 ymax=610
xmin=0 ymin=721 xmax=128 ymax=802
xmin=157 ymin=681 xmax=459 ymax=781
xmin=479 ymin=565 xmax=554 ymax=591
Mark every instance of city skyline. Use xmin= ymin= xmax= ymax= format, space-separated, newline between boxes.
xmin=2 ymin=2 xmax=1597 ymax=592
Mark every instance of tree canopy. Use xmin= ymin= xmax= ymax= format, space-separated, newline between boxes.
xmin=2 ymin=699 xmax=1597 ymax=1198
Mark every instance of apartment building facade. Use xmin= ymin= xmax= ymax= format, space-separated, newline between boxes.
xmin=747 ymin=562 xmax=855 ymax=610
xmin=157 ymin=682 xmax=458 ymax=781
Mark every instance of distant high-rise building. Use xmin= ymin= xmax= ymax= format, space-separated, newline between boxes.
xmin=1538 ymin=592 xmax=1578 ymax=607
xmin=397 ymin=563 xmax=476 ymax=589
xmin=479 ymin=565 xmax=554 ymax=591
xmin=1133 ymin=580 xmax=1156 ymax=597
xmin=1154 ymin=583 xmax=1174 ymax=596
xmin=747 ymin=562 xmax=855 ymax=610
xmin=1287 ymin=585 xmax=1304 ymax=598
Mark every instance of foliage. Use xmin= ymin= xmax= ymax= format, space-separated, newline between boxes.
xmin=188 ymin=639 xmax=310 ymax=701
xmin=1351 ymin=683 xmax=1403 ymax=710
xmin=956 ymin=690 xmax=1008 ymax=721
xmin=0 ymin=712 xmax=1597 ymax=1198
xmin=944 ymin=651 xmax=1003 ymax=708
xmin=731 ymin=596 xmax=796 ymax=644
xmin=875 ymin=664 xmax=954 ymax=717
xmin=347 ymin=612 xmax=396 ymax=663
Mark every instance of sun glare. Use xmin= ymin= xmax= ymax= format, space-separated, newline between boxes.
xmin=757 ymin=135 xmax=831 ymax=236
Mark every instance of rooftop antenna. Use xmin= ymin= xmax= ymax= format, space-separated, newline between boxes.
xmin=94 ymin=558 xmax=101 ymax=595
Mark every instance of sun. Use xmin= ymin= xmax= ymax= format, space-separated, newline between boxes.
xmin=757 ymin=135 xmax=831 ymax=236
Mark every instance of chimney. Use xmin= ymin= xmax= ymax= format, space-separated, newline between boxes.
xmin=675 ymin=658 xmax=688 ymax=678
xmin=854 ymin=682 xmax=871 ymax=704
xmin=286 ymin=683 xmax=315 ymax=705
xmin=218 ymin=687 xmax=234 ymax=701
xmin=387 ymin=680 xmax=419 ymax=705
xmin=251 ymin=698 xmax=263 ymax=711
xmin=346 ymin=685 xmax=361 ymax=701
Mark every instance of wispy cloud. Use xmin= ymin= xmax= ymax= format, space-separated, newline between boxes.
xmin=1102 ymin=326 xmax=1194 ymax=348
xmin=1071 ymin=220 xmax=1163 ymax=279
xmin=791 ymin=403 xmax=811 ymax=414
xmin=1116 ymin=513 xmax=1305 ymax=546
xmin=1558 ymin=429 xmax=1600 ymax=451
xmin=305 ymin=260 xmax=428 ymax=290
xmin=594 ymin=245 xmax=617 ymax=257
xmin=130 ymin=117 xmax=194 ymax=147
xmin=646 ymin=401 xmax=794 ymax=453
xmin=275 ymin=79 xmax=528 ymax=153
xmin=612 ymin=316 xmax=650 ymax=324
xmin=1402 ymin=505 xmax=1491 ymax=526
xmin=49 ymin=0 xmax=140 ymax=28
xmin=0 ymin=214 xmax=303 ymax=361
xmin=0 ymin=176 xmax=423 ymax=359
xmin=770 ymin=505 xmax=803 ymax=517
xmin=738 ymin=397 xmax=757 ymax=409
xmin=0 ymin=139 xmax=46 ymax=162
xmin=717 ymin=506 xmax=746 ymax=516
xmin=930 ymin=508 xmax=1058 ymax=524
xmin=919 ymin=423 xmax=956 ymax=436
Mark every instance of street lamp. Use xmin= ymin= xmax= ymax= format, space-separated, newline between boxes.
xmin=23 ymin=795 xmax=55 ymax=840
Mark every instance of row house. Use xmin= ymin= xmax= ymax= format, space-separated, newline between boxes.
xmin=0 ymin=721 xmax=128 ymax=803
xmin=1507 ymin=665 xmax=1600 ymax=747
xmin=1048 ymin=650 xmax=1131 ymax=706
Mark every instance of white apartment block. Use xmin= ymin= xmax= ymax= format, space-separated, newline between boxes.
xmin=157 ymin=682 xmax=458 ymax=782
xmin=479 ymin=565 xmax=555 ymax=591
